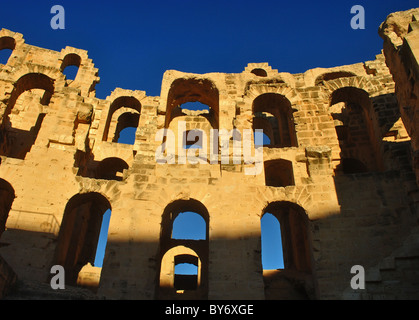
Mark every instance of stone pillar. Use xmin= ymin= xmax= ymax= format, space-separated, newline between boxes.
xmin=379 ymin=9 xmax=419 ymax=184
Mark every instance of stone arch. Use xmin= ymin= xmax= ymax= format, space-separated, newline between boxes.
xmin=8 ymin=64 xmax=66 ymax=92
xmin=159 ymin=246 xmax=204 ymax=298
xmin=0 ymin=29 xmax=25 ymax=67
xmin=76 ymin=177 xmax=122 ymax=204
xmin=54 ymin=192 xmax=111 ymax=286
xmin=321 ymin=76 xmax=378 ymax=100
xmin=243 ymin=63 xmax=279 ymax=78
xmin=261 ymin=201 xmax=314 ymax=299
xmin=251 ymin=68 xmax=268 ymax=77
xmin=0 ymin=30 xmax=24 ymax=47
xmin=60 ymin=53 xmax=81 ymax=81
xmin=251 ymin=92 xmax=298 ymax=147
xmin=102 ymin=95 xmax=142 ymax=142
xmin=157 ymin=198 xmax=209 ymax=299
xmin=0 ymin=72 xmax=57 ymax=159
xmin=330 ymin=86 xmax=374 ymax=113
xmin=261 ymin=201 xmax=311 ymax=271
xmin=0 ymin=64 xmax=62 ymax=111
xmin=314 ymin=71 xmax=357 ymax=86
xmin=244 ymin=84 xmax=300 ymax=107
xmin=109 ymin=108 xmax=140 ymax=144
xmin=58 ymin=47 xmax=99 ymax=96
xmin=7 ymin=72 xmax=55 ymax=110
xmin=0 ymin=36 xmax=16 ymax=65
xmin=96 ymin=157 xmax=129 ymax=181
xmin=329 ymin=86 xmax=381 ymax=173
xmin=255 ymin=184 xmax=314 ymax=219
xmin=160 ymin=198 xmax=209 ymax=243
xmin=164 ymin=77 xmax=219 ymax=130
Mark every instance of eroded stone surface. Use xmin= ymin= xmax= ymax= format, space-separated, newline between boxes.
xmin=0 ymin=8 xmax=419 ymax=300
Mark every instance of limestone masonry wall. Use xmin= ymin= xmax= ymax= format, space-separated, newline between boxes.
xmin=1 ymin=8 xmax=419 ymax=300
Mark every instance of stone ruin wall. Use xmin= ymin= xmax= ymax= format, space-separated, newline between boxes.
xmin=0 ymin=8 xmax=419 ymax=300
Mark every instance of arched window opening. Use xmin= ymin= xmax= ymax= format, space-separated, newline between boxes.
xmin=103 ymin=96 xmax=141 ymax=143
xmin=161 ymin=199 xmax=209 ymax=242
xmin=0 ymin=36 xmax=16 ymax=66
xmin=164 ymin=79 xmax=217 ymax=159
xmin=261 ymin=202 xmax=313 ymax=300
xmin=261 ymin=202 xmax=311 ymax=272
xmin=54 ymin=193 xmax=111 ymax=286
xmin=264 ymin=159 xmax=295 ymax=187
xmin=330 ymin=87 xmax=378 ymax=174
xmin=96 ymin=157 xmax=129 ymax=181
xmin=165 ymin=78 xmax=219 ymax=130
xmin=61 ymin=53 xmax=81 ymax=81
xmin=158 ymin=199 xmax=209 ymax=299
xmin=0 ymin=179 xmax=15 ymax=239
xmin=251 ymin=68 xmax=268 ymax=77
xmin=174 ymin=255 xmax=199 ymax=292
xmin=172 ymin=211 xmax=206 ymax=240
xmin=0 ymin=73 xmax=54 ymax=159
xmin=114 ymin=112 xmax=140 ymax=144
xmin=261 ymin=213 xmax=284 ymax=270
xmin=159 ymin=246 xmax=203 ymax=299
xmin=253 ymin=93 xmax=297 ymax=148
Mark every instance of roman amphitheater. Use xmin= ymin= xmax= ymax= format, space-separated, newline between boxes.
xmin=0 ymin=8 xmax=418 ymax=300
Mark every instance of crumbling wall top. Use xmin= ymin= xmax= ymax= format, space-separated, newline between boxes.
xmin=379 ymin=8 xmax=419 ymax=47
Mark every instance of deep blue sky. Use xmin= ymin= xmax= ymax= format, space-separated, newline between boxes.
xmin=2 ymin=0 xmax=418 ymax=99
